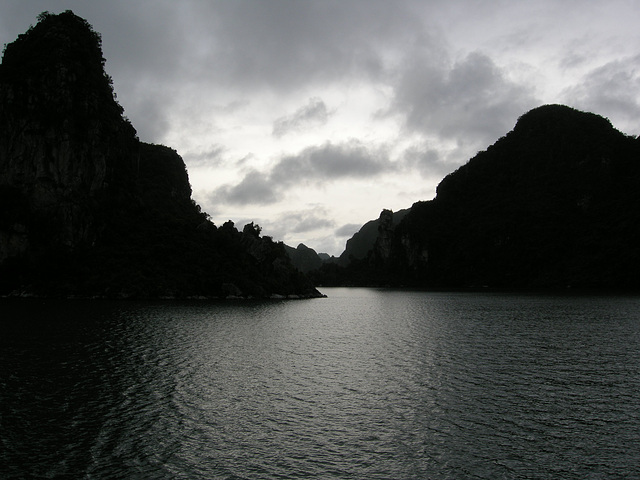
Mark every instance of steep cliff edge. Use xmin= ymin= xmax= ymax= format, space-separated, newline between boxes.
xmin=314 ymin=105 xmax=640 ymax=289
xmin=0 ymin=11 xmax=321 ymax=298
xmin=337 ymin=208 xmax=408 ymax=265
xmin=0 ymin=12 xmax=138 ymax=260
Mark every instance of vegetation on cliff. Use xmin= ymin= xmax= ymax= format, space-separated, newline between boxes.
xmin=313 ymin=105 xmax=640 ymax=289
xmin=0 ymin=11 xmax=321 ymax=299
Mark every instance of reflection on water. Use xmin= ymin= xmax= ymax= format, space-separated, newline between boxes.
xmin=2 ymin=289 xmax=640 ymax=479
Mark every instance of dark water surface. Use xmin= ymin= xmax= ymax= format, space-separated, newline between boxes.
xmin=2 ymin=288 xmax=640 ymax=479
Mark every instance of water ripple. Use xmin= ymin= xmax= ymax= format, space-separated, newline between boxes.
xmin=1 ymin=292 xmax=640 ymax=478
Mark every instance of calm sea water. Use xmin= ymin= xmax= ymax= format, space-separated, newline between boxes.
xmin=1 ymin=288 xmax=640 ymax=479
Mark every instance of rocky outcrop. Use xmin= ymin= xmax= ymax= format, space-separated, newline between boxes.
xmin=318 ymin=105 xmax=640 ymax=289
xmin=337 ymin=208 xmax=409 ymax=265
xmin=284 ymin=243 xmax=324 ymax=273
xmin=0 ymin=12 xmax=138 ymax=259
xmin=372 ymin=209 xmax=393 ymax=262
xmin=0 ymin=11 xmax=322 ymax=299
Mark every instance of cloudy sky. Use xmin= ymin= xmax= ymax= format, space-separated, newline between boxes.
xmin=2 ymin=1 xmax=639 ymax=255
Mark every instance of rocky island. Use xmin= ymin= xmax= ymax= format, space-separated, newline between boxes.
xmin=0 ymin=11 xmax=322 ymax=299
xmin=311 ymin=105 xmax=640 ymax=290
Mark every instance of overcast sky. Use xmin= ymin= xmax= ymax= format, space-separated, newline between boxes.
xmin=2 ymin=1 xmax=639 ymax=255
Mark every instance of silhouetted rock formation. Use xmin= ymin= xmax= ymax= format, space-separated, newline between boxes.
xmin=284 ymin=243 xmax=324 ymax=273
xmin=0 ymin=11 xmax=322 ymax=299
xmin=337 ymin=208 xmax=409 ymax=265
xmin=283 ymin=210 xmax=410 ymax=274
xmin=314 ymin=105 xmax=640 ymax=289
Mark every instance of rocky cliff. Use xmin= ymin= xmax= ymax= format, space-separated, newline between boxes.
xmin=284 ymin=243 xmax=324 ymax=273
xmin=337 ymin=208 xmax=408 ymax=265
xmin=314 ymin=105 xmax=640 ymax=289
xmin=0 ymin=12 xmax=138 ymax=262
xmin=0 ymin=11 xmax=322 ymax=299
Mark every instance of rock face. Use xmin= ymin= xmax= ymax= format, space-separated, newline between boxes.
xmin=284 ymin=243 xmax=324 ymax=273
xmin=315 ymin=105 xmax=640 ymax=289
xmin=338 ymin=208 xmax=409 ymax=265
xmin=0 ymin=11 xmax=322 ymax=298
xmin=372 ymin=209 xmax=394 ymax=264
xmin=0 ymin=12 xmax=138 ymax=258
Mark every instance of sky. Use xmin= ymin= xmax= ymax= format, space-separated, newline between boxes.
xmin=1 ymin=1 xmax=639 ymax=255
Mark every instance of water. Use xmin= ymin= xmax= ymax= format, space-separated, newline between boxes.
xmin=1 ymin=288 xmax=640 ymax=479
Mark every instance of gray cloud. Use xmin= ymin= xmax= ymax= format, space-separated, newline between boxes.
xmin=209 ymin=170 xmax=278 ymax=206
xmin=271 ymin=141 xmax=392 ymax=186
xmin=287 ymin=211 xmax=336 ymax=234
xmin=183 ymin=0 xmax=426 ymax=91
xmin=5 ymin=1 xmax=636 ymax=150
xmin=258 ymin=207 xmax=336 ymax=242
xmin=96 ymin=1 xmax=435 ymax=144
xmin=1 ymin=1 xmax=532 ymax=148
xmin=335 ymin=223 xmax=361 ymax=237
xmin=183 ymin=144 xmax=226 ymax=168
xmin=209 ymin=140 xmax=393 ymax=207
xmin=562 ymin=55 xmax=640 ymax=134
xmin=388 ymin=50 xmax=537 ymax=146
xmin=51 ymin=1 xmax=422 ymax=144
xmin=272 ymin=98 xmax=330 ymax=137
xmin=402 ymin=143 xmax=456 ymax=179
xmin=121 ymin=95 xmax=170 ymax=141
xmin=559 ymin=51 xmax=590 ymax=71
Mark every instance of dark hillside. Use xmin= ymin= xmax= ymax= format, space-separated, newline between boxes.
xmin=284 ymin=244 xmax=324 ymax=273
xmin=0 ymin=11 xmax=321 ymax=299
xmin=337 ymin=208 xmax=409 ymax=265
xmin=316 ymin=105 xmax=640 ymax=289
